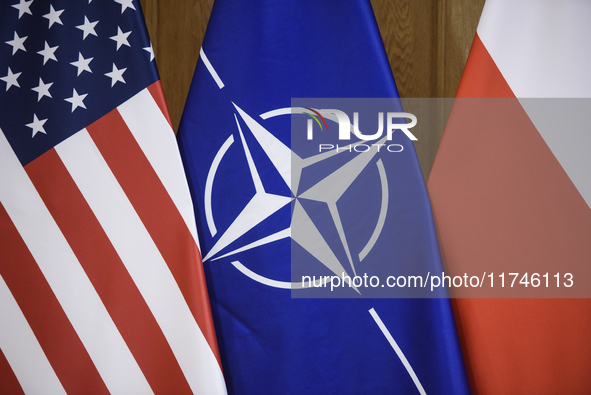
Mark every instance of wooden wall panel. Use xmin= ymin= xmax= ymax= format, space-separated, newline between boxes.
xmin=371 ymin=0 xmax=438 ymax=98
xmin=140 ymin=0 xmax=213 ymax=132
xmin=371 ymin=0 xmax=484 ymax=179
xmin=139 ymin=0 xmax=484 ymax=179
xmin=440 ymin=0 xmax=486 ymax=98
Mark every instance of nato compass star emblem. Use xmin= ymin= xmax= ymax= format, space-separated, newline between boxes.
xmin=202 ymin=101 xmax=393 ymax=292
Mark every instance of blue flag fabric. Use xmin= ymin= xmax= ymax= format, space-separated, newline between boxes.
xmin=178 ymin=1 xmax=470 ymax=394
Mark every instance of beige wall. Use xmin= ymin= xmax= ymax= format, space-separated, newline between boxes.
xmin=139 ymin=0 xmax=485 ymax=179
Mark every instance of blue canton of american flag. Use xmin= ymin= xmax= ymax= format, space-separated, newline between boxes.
xmin=0 ymin=1 xmax=227 ymax=394
xmin=1 ymin=0 xmax=158 ymax=166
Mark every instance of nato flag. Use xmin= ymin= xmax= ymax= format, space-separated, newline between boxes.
xmin=178 ymin=1 xmax=470 ymax=394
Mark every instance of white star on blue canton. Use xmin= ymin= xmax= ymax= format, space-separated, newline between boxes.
xmin=31 ymin=78 xmax=53 ymax=101
xmin=144 ymin=43 xmax=155 ymax=62
xmin=6 ymin=31 xmax=27 ymax=55
xmin=76 ymin=16 xmax=99 ymax=40
xmin=105 ymin=63 xmax=127 ymax=87
xmin=110 ymin=27 xmax=131 ymax=51
xmin=11 ymin=0 xmax=33 ymax=19
xmin=114 ymin=0 xmax=136 ymax=14
xmin=1 ymin=67 xmax=21 ymax=91
xmin=43 ymin=5 xmax=64 ymax=29
xmin=26 ymin=114 xmax=48 ymax=137
xmin=37 ymin=41 xmax=58 ymax=65
xmin=64 ymin=88 xmax=88 ymax=112
xmin=71 ymin=52 xmax=93 ymax=76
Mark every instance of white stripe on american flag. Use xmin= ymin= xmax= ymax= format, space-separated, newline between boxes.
xmin=0 ymin=131 xmax=152 ymax=395
xmin=118 ymin=89 xmax=201 ymax=248
xmin=55 ymin=127 xmax=224 ymax=395
xmin=0 ymin=274 xmax=66 ymax=395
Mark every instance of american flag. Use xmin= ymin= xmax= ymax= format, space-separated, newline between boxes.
xmin=0 ymin=1 xmax=226 ymax=394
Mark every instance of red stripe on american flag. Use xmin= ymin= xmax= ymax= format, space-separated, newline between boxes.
xmin=148 ymin=81 xmax=173 ymax=129
xmin=0 ymin=202 xmax=109 ymax=395
xmin=86 ymin=108 xmax=222 ymax=367
xmin=0 ymin=347 xmax=24 ymax=395
xmin=24 ymin=148 xmax=194 ymax=395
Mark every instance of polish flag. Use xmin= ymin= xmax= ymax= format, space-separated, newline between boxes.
xmin=428 ymin=0 xmax=591 ymax=393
